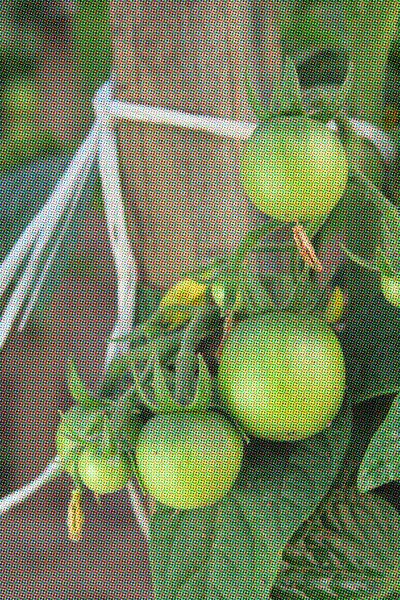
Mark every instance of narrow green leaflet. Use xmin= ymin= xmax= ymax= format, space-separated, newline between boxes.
xmin=269 ymin=56 xmax=305 ymax=117
xmin=67 ymin=358 xmax=100 ymax=409
xmin=149 ymin=403 xmax=351 ymax=600
xmin=271 ymin=488 xmax=400 ymax=599
xmin=358 ymin=394 xmax=400 ymax=492
xmin=245 ymin=66 xmax=272 ymax=123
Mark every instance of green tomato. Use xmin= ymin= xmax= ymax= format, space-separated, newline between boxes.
xmin=218 ymin=312 xmax=345 ymax=441
xmin=241 ymin=116 xmax=348 ymax=222
xmin=78 ymin=448 xmax=132 ymax=495
xmin=380 ymin=275 xmax=400 ymax=308
xmin=135 ymin=411 xmax=244 ymax=509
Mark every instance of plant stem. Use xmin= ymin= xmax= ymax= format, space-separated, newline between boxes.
xmin=344 ymin=0 xmax=400 ymax=128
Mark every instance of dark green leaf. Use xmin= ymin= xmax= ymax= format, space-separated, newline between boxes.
xmin=67 ymin=358 xmax=100 ymax=409
xmin=358 ymin=394 xmax=400 ymax=492
xmin=189 ymin=355 xmax=213 ymax=412
xmin=151 ymin=352 xmax=179 ymax=413
xmin=149 ymin=403 xmax=351 ymax=600
xmin=341 ymin=245 xmax=380 ymax=274
xmin=272 ymin=488 xmax=400 ymax=600
xmin=334 ymin=397 xmax=395 ymax=489
xmin=338 ymin=281 xmax=400 ymax=402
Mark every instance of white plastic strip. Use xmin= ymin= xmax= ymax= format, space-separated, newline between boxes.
xmin=18 ymin=158 xmax=93 ymax=330
xmin=0 ymin=125 xmax=99 ymax=299
xmin=0 ymin=126 xmax=99 ymax=348
xmin=0 ymin=458 xmax=61 ymax=515
xmin=110 ymin=97 xmax=256 ymax=140
xmin=94 ymin=83 xmax=138 ymax=366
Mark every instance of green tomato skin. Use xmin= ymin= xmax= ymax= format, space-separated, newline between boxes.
xmin=241 ymin=116 xmax=348 ymax=222
xmin=218 ymin=313 xmax=346 ymax=441
xmin=380 ymin=275 xmax=400 ymax=308
xmin=135 ymin=411 xmax=244 ymax=509
xmin=78 ymin=448 xmax=132 ymax=495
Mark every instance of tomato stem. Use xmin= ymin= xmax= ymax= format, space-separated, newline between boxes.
xmin=292 ymin=222 xmax=323 ymax=273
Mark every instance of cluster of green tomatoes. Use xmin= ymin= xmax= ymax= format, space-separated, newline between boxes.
xmin=56 ymin=111 xmax=357 ymax=515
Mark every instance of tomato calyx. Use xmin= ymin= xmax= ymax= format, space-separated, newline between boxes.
xmin=132 ymin=351 xmax=214 ymax=415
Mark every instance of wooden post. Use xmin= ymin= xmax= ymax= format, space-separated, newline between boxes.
xmin=111 ymin=0 xmax=260 ymax=290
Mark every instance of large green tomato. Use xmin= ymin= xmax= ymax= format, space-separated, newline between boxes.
xmin=218 ymin=312 xmax=345 ymax=441
xmin=380 ymin=275 xmax=400 ymax=308
xmin=135 ymin=411 xmax=244 ymax=509
xmin=78 ymin=448 xmax=132 ymax=495
xmin=241 ymin=116 xmax=348 ymax=222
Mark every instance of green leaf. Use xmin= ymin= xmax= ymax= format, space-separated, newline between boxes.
xmin=271 ymin=488 xmax=400 ymax=600
xmin=67 ymin=359 xmax=100 ymax=409
xmin=341 ymin=245 xmax=380 ymax=274
xmin=338 ymin=277 xmax=400 ymax=402
xmin=151 ymin=352 xmax=180 ymax=413
xmin=334 ymin=397 xmax=395 ymax=489
xmin=269 ymin=56 xmax=306 ymax=117
xmin=354 ymin=172 xmax=400 ymax=269
xmin=358 ymin=394 xmax=400 ymax=492
xmin=244 ymin=66 xmax=271 ymax=123
xmin=149 ymin=403 xmax=351 ymax=600
xmin=188 ymin=355 xmax=213 ymax=412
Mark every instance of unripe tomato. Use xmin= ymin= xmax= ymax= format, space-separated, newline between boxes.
xmin=218 ymin=312 xmax=345 ymax=441
xmin=241 ymin=116 xmax=348 ymax=222
xmin=160 ymin=278 xmax=207 ymax=327
xmin=135 ymin=411 xmax=244 ymax=509
xmin=380 ymin=275 xmax=400 ymax=308
xmin=78 ymin=448 xmax=132 ymax=495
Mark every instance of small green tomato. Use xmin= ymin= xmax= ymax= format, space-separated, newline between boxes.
xmin=241 ymin=116 xmax=349 ymax=222
xmin=218 ymin=312 xmax=346 ymax=441
xmin=78 ymin=448 xmax=132 ymax=495
xmin=135 ymin=411 xmax=244 ymax=509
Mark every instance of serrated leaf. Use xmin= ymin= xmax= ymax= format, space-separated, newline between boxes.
xmin=67 ymin=359 xmax=100 ymax=409
xmin=358 ymin=394 xmax=400 ymax=492
xmin=149 ymin=403 xmax=351 ymax=600
xmin=271 ymin=488 xmax=400 ymax=599
xmin=269 ymin=56 xmax=305 ymax=117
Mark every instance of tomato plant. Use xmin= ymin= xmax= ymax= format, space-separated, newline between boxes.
xmin=2 ymin=4 xmax=400 ymax=599
xmin=218 ymin=312 xmax=345 ymax=440
xmin=135 ymin=411 xmax=244 ymax=509
xmin=241 ymin=115 xmax=349 ymax=222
